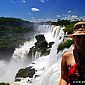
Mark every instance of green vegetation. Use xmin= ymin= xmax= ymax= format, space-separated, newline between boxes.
xmin=0 ymin=37 xmax=25 ymax=49
xmin=0 ymin=83 xmax=10 ymax=85
xmin=16 ymin=68 xmax=29 ymax=78
xmin=52 ymin=19 xmax=71 ymax=26
xmin=58 ymin=39 xmax=74 ymax=51
xmin=0 ymin=17 xmax=34 ymax=49
xmin=15 ymin=66 xmax=35 ymax=79
xmin=64 ymin=22 xmax=77 ymax=34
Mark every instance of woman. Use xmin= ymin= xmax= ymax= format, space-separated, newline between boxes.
xmin=60 ymin=22 xmax=85 ymax=85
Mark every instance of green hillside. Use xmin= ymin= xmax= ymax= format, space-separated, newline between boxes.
xmin=0 ymin=17 xmax=34 ymax=49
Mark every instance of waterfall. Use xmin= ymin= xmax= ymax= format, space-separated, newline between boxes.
xmin=0 ymin=24 xmax=65 ymax=85
xmin=16 ymin=26 xmax=65 ymax=85
xmin=34 ymin=24 xmax=54 ymax=33
xmin=31 ymin=26 xmax=64 ymax=85
xmin=12 ymin=39 xmax=36 ymax=61
xmin=34 ymin=51 xmax=41 ymax=61
xmin=47 ymin=26 xmax=64 ymax=67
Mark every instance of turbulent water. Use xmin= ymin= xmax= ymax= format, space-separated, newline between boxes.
xmin=0 ymin=25 xmax=65 ymax=85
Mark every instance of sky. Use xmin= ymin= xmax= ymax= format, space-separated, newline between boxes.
xmin=0 ymin=0 xmax=85 ymax=21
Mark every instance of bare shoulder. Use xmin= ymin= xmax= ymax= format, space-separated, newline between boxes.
xmin=62 ymin=44 xmax=74 ymax=59
xmin=63 ymin=51 xmax=73 ymax=58
xmin=62 ymin=47 xmax=74 ymax=65
xmin=62 ymin=51 xmax=73 ymax=60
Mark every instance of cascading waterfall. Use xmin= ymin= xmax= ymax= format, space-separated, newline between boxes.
xmin=12 ymin=39 xmax=36 ymax=61
xmin=0 ymin=24 xmax=65 ymax=85
xmin=12 ymin=24 xmax=55 ymax=63
xmin=34 ymin=51 xmax=41 ymax=61
xmin=34 ymin=24 xmax=54 ymax=33
xmin=48 ymin=26 xmax=64 ymax=67
xmin=0 ymin=39 xmax=37 ymax=83
xmin=32 ymin=50 xmax=41 ymax=62
xmin=17 ymin=26 xmax=65 ymax=85
xmin=31 ymin=26 xmax=64 ymax=85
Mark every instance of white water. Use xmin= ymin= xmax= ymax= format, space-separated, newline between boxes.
xmin=18 ymin=26 xmax=65 ymax=85
xmin=32 ymin=26 xmax=64 ymax=85
xmin=0 ymin=25 xmax=65 ymax=85
xmin=12 ymin=39 xmax=36 ymax=61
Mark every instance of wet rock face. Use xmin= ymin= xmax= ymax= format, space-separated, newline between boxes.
xmin=35 ymin=34 xmax=46 ymax=42
xmin=35 ymin=34 xmax=48 ymax=51
xmin=28 ymin=34 xmax=50 ymax=56
xmin=27 ymin=34 xmax=55 ymax=57
xmin=48 ymin=42 xmax=54 ymax=48
xmin=15 ymin=66 xmax=36 ymax=81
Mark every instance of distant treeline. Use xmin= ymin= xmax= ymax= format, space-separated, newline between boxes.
xmin=0 ymin=17 xmax=34 ymax=34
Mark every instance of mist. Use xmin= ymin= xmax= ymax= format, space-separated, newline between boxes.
xmin=0 ymin=40 xmax=36 ymax=82
xmin=0 ymin=56 xmax=31 ymax=82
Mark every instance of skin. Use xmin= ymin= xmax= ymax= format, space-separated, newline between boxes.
xmin=60 ymin=35 xmax=85 ymax=85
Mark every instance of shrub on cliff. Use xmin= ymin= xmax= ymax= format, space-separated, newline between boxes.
xmin=58 ymin=39 xmax=74 ymax=51
xmin=0 ymin=83 xmax=10 ymax=85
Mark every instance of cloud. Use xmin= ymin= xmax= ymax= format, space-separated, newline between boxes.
xmin=71 ymin=15 xmax=78 ymax=19
xmin=28 ymin=12 xmax=32 ymax=15
xmin=67 ymin=11 xmax=72 ymax=13
xmin=31 ymin=17 xmax=34 ymax=18
xmin=56 ymin=15 xmax=61 ymax=18
xmin=62 ymin=14 xmax=78 ymax=20
xmin=11 ymin=0 xmax=27 ymax=4
xmin=70 ymin=15 xmax=78 ymax=20
xmin=22 ymin=0 xmax=27 ymax=3
xmin=40 ymin=0 xmax=49 ymax=3
xmin=31 ymin=8 xmax=40 ymax=12
xmin=41 ymin=0 xmax=45 ymax=3
xmin=11 ymin=0 xmax=18 ymax=3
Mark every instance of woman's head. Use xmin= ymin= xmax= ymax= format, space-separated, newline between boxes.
xmin=72 ymin=22 xmax=85 ymax=36
xmin=71 ymin=22 xmax=85 ymax=50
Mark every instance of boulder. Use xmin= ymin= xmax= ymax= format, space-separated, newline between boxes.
xmin=15 ymin=66 xmax=36 ymax=81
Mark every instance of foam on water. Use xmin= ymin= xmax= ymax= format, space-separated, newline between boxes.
xmin=0 ymin=25 xmax=65 ymax=85
xmin=18 ymin=26 xmax=65 ymax=85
